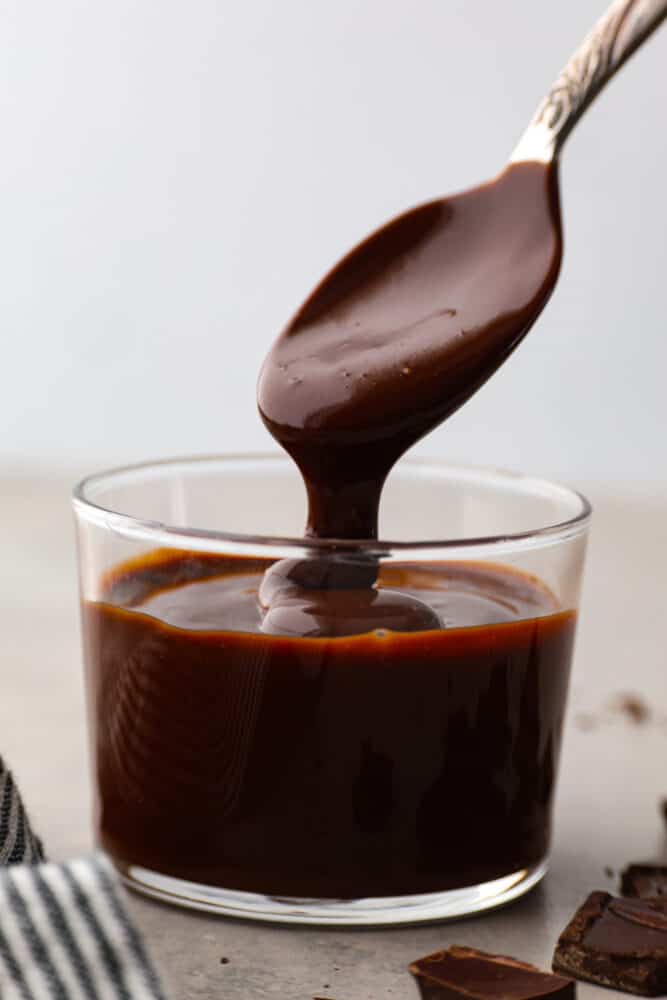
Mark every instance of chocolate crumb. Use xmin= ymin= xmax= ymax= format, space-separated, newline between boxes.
xmin=220 ymin=957 xmax=229 ymax=965
xmin=610 ymin=692 xmax=650 ymax=725
xmin=575 ymin=712 xmax=597 ymax=731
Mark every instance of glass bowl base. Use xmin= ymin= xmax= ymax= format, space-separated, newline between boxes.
xmin=115 ymin=857 xmax=549 ymax=926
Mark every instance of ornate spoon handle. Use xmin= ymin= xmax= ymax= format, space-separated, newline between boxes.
xmin=511 ymin=0 xmax=667 ymax=163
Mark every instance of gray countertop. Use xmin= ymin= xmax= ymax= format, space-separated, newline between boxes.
xmin=1 ymin=474 xmax=666 ymax=999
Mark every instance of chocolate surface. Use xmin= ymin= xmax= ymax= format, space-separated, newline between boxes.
xmin=410 ymin=946 xmax=575 ymax=1000
xmin=622 ymin=865 xmax=667 ymax=901
xmin=84 ymin=552 xmax=575 ymax=899
xmin=553 ymin=891 xmax=667 ymax=995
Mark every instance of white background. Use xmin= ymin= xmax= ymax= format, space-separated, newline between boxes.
xmin=1 ymin=0 xmax=665 ymax=482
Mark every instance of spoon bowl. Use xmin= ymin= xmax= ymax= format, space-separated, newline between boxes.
xmin=259 ymin=161 xmax=561 ymax=481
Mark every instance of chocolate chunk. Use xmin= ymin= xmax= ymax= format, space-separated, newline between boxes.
xmin=553 ymin=891 xmax=667 ymax=995
xmin=410 ymin=946 xmax=575 ymax=1000
xmin=622 ymin=865 xmax=667 ymax=900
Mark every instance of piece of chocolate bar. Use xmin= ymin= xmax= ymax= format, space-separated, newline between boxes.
xmin=552 ymin=891 xmax=667 ymax=995
xmin=409 ymin=946 xmax=575 ymax=1000
xmin=622 ymin=865 xmax=667 ymax=900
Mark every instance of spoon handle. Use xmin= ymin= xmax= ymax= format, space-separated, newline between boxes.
xmin=510 ymin=0 xmax=667 ymax=163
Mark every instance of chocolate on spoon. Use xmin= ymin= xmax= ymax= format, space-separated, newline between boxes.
xmin=259 ymin=160 xmax=560 ymax=542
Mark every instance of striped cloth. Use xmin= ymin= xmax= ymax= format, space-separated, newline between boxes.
xmin=0 ymin=762 xmax=44 ymax=867
xmin=0 ymin=757 xmax=168 ymax=1000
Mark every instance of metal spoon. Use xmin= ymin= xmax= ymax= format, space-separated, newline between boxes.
xmin=512 ymin=0 xmax=667 ymax=164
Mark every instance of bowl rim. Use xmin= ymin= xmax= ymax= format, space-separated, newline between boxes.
xmin=72 ymin=451 xmax=592 ymax=556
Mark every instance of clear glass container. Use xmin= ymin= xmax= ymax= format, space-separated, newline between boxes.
xmin=73 ymin=454 xmax=590 ymax=925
